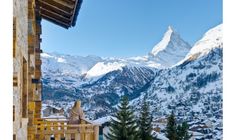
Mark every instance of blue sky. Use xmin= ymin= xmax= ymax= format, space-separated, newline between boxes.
xmin=41 ymin=0 xmax=222 ymax=57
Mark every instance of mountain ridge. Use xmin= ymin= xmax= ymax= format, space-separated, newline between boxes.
xmin=41 ymin=24 xmax=223 ymax=139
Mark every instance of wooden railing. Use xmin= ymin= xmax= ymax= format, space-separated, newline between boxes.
xmin=28 ymin=118 xmax=99 ymax=140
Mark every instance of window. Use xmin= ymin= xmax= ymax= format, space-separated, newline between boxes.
xmin=13 ymin=17 xmax=16 ymax=57
xmin=13 ymin=134 xmax=16 ymax=140
xmin=13 ymin=105 xmax=15 ymax=121
xmin=22 ymin=57 xmax=28 ymax=118
xmin=13 ymin=76 xmax=17 ymax=87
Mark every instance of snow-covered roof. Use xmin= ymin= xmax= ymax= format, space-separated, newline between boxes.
xmin=92 ymin=116 xmax=112 ymax=125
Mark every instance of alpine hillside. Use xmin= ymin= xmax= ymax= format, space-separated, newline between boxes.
xmin=41 ymin=24 xmax=223 ymax=139
xmin=41 ymin=26 xmax=191 ymax=119
xmin=133 ymin=24 xmax=222 ymax=139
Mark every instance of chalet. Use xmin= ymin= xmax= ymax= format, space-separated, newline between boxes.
xmin=13 ymin=0 xmax=99 ymax=139
xmin=155 ymin=118 xmax=167 ymax=124
xmin=189 ymin=131 xmax=204 ymax=140
xmin=42 ymin=105 xmax=65 ymax=117
xmin=189 ymin=122 xmax=211 ymax=135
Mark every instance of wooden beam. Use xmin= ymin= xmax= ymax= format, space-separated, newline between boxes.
xmin=38 ymin=0 xmax=82 ymax=28
xmin=70 ymin=0 xmax=78 ymax=25
xmin=28 ymin=46 xmax=34 ymax=54
xmin=41 ymin=14 xmax=70 ymax=28
xmin=55 ymin=134 xmax=61 ymax=140
xmin=40 ymin=8 xmax=71 ymax=23
xmin=28 ymin=35 xmax=36 ymax=46
xmin=65 ymin=134 xmax=71 ymax=140
xmin=34 ymin=70 xmax=41 ymax=79
xmin=35 ymin=59 xmax=42 ymax=66
xmin=51 ymin=0 xmax=75 ymax=9
xmin=61 ymin=0 xmax=76 ymax=5
xmin=34 ymin=130 xmax=94 ymax=135
xmin=39 ymin=0 xmax=73 ymax=13
xmin=45 ymin=135 xmax=51 ymax=140
xmin=39 ymin=0 xmax=72 ymax=18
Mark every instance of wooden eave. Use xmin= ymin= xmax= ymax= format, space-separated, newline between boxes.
xmin=38 ymin=0 xmax=83 ymax=29
xmin=39 ymin=1 xmax=72 ymax=18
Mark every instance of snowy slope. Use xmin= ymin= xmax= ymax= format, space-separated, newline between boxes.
xmin=41 ymin=53 xmax=102 ymax=88
xmin=85 ymin=58 xmax=160 ymax=79
xmin=43 ymin=65 xmax=156 ymax=119
xmin=178 ymin=24 xmax=222 ymax=65
xmin=41 ymin=24 xmax=223 ymax=139
xmin=139 ymin=46 xmax=222 ymax=139
xmin=85 ymin=61 xmax=125 ymax=79
xmin=41 ymin=53 xmax=102 ymax=75
xmin=41 ymin=25 xmax=191 ymax=88
xmin=149 ymin=26 xmax=191 ymax=67
xmin=133 ymin=24 xmax=223 ymax=139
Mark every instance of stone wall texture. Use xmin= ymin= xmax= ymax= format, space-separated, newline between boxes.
xmin=13 ymin=0 xmax=42 ymax=139
xmin=13 ymin=0 xmax=28 ymax=139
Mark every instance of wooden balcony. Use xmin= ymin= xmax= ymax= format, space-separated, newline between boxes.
xmin=28 ymin=118 xmax=99 ymax=140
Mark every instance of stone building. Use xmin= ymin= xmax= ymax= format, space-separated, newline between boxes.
xmin=13 ymin=0 xmax=98 ymax=139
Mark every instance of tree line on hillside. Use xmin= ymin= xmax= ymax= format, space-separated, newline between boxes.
xmin=105 ymin=95 xmax=191 ymax=140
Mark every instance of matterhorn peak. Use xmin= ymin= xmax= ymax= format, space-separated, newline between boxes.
xmin=167 ymin=25 xmax=175 ymax=33
xmin=163 ymin=26 xmax=177 ymax=42
xmin=149 ymin=26 xmax=191 ymax=67
xmin=150 ymin=26 xmax=183 ymax=56
xmin=166 ymin=25 xmax=179 ymax=35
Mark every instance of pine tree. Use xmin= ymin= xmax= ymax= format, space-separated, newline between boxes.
xmin=105 ymin=96 xmax=139 ymax=140
xmin=166 ymin=112 xmax=191 ymax=140
xmin=177 ymin=122 xmax=191 ymax=140
xmin=166 ymin=111 xmax=178 ymax=140
xmin=176 ymin=125 xmax=183 ymax=140
xmin=138 ymin=94 xmax=153 ymax=140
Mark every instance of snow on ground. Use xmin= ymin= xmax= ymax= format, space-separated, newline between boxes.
xmin=41 ymin=24 xmax=223 ymax=139
xmin=152 ymin=131 xmax=169 ymax=140
xmin=176 ymin=24 xmax=222 ymax=66
xmin=85 ymin=62 xmax=125 ymax=78
xmin=92 ymin=116 xmax=112 ymax=125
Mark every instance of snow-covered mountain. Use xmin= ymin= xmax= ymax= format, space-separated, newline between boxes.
xmin=41 ymin=53 xmax=102 ymax=76
xmin=41 ymin=26 xmax=193 ymax=104
xmin=41 ymin=24 xmax=222 ymax=139
xmin=149 ymin=26 xmax=191 ymax=67
xmin=133 ymin=24 xmax=223 ymax=139
xmin=85 ymin=61 xmax=125 ymax=79
xmin=42 ymin=26 xmax=191 ymax=88
xmin=177 ymin=24 xmax=222 ymax=65
xmin=41 ymin=53 xmax=103 ymax=88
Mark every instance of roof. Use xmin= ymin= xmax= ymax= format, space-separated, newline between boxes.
xmin=38 ymin=0 xmax=83 ymax=29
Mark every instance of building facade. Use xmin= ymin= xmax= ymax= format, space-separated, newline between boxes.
xmin=13 ymin=0 xmax=42 ymax=139
xmin=13 ymin=0 xmax=98 ymax=139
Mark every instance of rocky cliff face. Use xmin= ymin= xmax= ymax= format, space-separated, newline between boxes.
xmin=149 ymin=26 xmax=191 ymax=67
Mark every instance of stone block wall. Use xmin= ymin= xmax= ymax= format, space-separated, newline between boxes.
xmin=13 ymin=0 xmax=42 ymax=139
